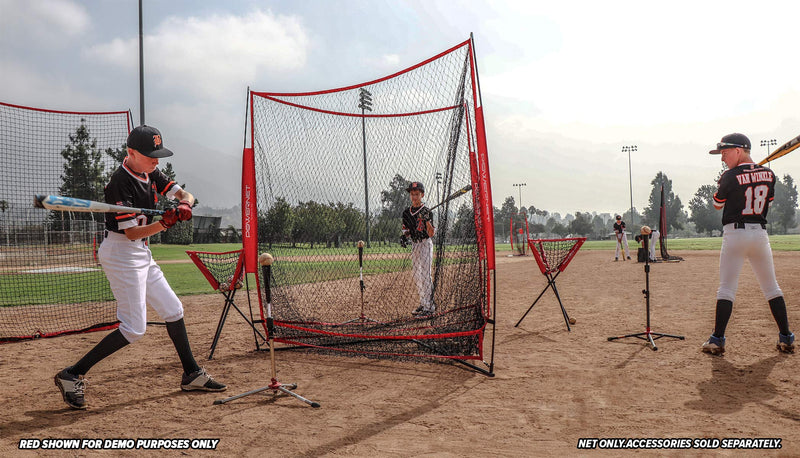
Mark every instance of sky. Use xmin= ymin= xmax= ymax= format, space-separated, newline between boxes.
xmin=3 ymin=0 xmax=800 ymax=218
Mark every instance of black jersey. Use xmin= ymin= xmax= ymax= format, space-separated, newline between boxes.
xmin=402 ymin=205 xmax=434 ymax=242
xmin=713 ymin=162 xmax=775 ymax=225
xmin=104 ymin=159 xmax=177 ymax=233
xmin=613 ymin=221 xmax=626 ymax=234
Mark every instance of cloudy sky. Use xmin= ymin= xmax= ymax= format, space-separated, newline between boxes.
xmin=3 ymin=0 xmax=800 ymax=217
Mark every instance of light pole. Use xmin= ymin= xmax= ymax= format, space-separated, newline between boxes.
xmin=435 ymin=172 xmax=442 ymax=211
xmin=512 ymin=183 xmax=527 ymax=216
xmin=622 ymin=145 xmax=637 ymax=225
xmin=761 ymin=139 xmax=776 ymax=165
xmin=358 ymin=88 xmax=373 ymax=248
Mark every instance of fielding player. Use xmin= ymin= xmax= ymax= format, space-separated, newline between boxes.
xmin=401 ymin=182 xmax=436 ymax=316
xmin=613 ymin=215 xmax=631 ymax=261
xmin=54 ymin=125 xmax=226 ymax=410
xmin=702 ymin=133 xmax=794 ymax=355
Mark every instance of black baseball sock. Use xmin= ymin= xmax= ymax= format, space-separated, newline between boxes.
xmin=166 ymin=318 xmax=201 ymax=375
xmin=69 ymin=329 xmax=130 ymax=376
xmin=768 ymin=296 xmax=791 ymax=336
xmin=713 ymin=299 xmax=733 ymax=339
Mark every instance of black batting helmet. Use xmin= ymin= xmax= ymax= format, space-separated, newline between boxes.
xmin=406 ymin=181 xmax=425 ymax=193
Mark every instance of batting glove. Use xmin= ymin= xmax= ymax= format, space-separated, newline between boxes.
xmin=419 ymin=207 xmax=432 ymax=222
xmin=160 ymin=208 xmax=179 ymax=229
xmin=400 ymin=235 xmax=409 ymax=248
xmin=177 ymin=200 xmax=193 ymax=221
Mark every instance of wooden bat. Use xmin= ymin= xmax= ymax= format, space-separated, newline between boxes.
xmin=429 ymin=184 xmax=472 ymax=211
xmin=33 ymin=194 xmax=164 ymax=216
xmin=758 ymin=134 xmax=800 ymax=166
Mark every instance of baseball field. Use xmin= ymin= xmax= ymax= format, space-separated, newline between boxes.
xmin=1 ymin=246 xmax=798 ymax=456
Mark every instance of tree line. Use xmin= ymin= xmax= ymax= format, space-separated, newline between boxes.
xmin=496 ymin=170 xmax=798 ymax=241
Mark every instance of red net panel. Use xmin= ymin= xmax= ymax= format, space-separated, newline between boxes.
xmin=0 ymin=102 xmax=131 ymax=342
xmin=245 ymin=39 xmax=494 ymax=362
xmin=527 ymin=238 xmax=586 ymax=275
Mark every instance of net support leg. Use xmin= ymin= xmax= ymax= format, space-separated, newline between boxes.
xmin=209 ymin=289 xmax=267 ymax=360
xmin=515 ymin=271 xmax=570 ymax=330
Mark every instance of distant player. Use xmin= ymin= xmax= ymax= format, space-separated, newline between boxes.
xmin=702 ymin=133 xmax=794 ymax=355
xmin=613 ymin=215 xmax=631 ymax=261
xmin=401 ymin=182 xmax=435 ymax=316
xmin=635 ymin=228 xmax=660 ymax=261
xmin=54 ymin=125 xmax=226 ymax=410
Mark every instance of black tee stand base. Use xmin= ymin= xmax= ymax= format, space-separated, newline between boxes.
xmin=607 ymin=238 xmax=684 ymax=351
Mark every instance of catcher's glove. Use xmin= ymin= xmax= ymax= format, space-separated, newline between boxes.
xmin=400 ymin=235 xmax=409 ymax=248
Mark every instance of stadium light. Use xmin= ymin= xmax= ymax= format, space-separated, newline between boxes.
xmin=622 ymin=145 xmax=637 ymax=225
xmin=761 ymin=139 xmax=777 ymax=166
xmin=359 ymin=88 xmax=373 ymax=248
xmin=513 ymin=183 xmax=527 ymax=216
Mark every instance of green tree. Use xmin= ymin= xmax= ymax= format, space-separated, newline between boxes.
xmin=642 ymin=172 xmax=683 ymax=233
xmin=688 ymin=184 xmax=720 ymax=236
xmin=551 ymin=222 xmax=569 ymax=237
xmin=259 ymin=197 xmax=294 ymax=248
xmin=770 ymin=174 xmax=798 ymax=234
xmin=568 ymin=211 xmax=593 ymax=236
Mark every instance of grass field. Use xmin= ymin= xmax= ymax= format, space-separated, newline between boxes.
xmin=5 ymin=236 xmax=798 ymax=305
xmin=495 ymin=234 xmax=800 ymax=252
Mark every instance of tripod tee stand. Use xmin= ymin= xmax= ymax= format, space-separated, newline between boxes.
xmin=607 ymin=227 xmax=684 ymax=350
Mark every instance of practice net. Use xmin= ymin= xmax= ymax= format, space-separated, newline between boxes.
xmin=659 ymin=185 xmax=683 ymax=262
xmin=510 ymin=215 xmax=529 ymax=256
xmin=243 ymin=38 xmax=496 ymax=363
xmin=527 ymin=238 xmax=586 ymax=275
xmin=0 ymin=102 xmax=131 ymax=342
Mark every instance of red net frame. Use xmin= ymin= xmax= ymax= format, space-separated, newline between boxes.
xmin=527 ymin=237 xmax=586 ymax=275
xmin=186 ymin=249 xmax=245 ymax=291
xmin=241 ymin=38 xmax=496 ymax=371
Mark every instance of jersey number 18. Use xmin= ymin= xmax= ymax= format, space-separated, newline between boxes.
xmin=742 ymin=184 xmax=769 ymax=216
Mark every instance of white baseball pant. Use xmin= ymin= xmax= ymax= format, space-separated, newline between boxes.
xmin=649 ymin=230 xmax=660 ymax=260
xmin=412 ymin=238 xmax=434 ymax=309
xmin=98 ymin=231 xmax=184 ymax=343
xmin=615 ymin=233 xmax=630 ymax=259
xmin=717 ymin=223 xmax=782 ymax=302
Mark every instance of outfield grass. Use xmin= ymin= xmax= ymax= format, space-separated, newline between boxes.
xmin=497 ymin=234 xmax=800 ymax=252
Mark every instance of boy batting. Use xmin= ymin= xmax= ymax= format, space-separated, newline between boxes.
xmin=54 ymin=125 xmax=226 ymax=410
xmin=702 ymin=133 xmax=794 ymax=355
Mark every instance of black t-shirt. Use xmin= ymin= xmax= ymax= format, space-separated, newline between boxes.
xmin=713 ymin=163 xmax=775 ymax=225
xmin=104 ymin=159 xmax=176 ymax=234
xmin=613 ymin=221 xmax=626 ymax=234
xmin=402 ymin=205 xmax=434 ymax=242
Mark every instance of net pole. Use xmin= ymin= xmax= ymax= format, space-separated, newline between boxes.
xmin=138 ymin=0 xmax=145 ymax=125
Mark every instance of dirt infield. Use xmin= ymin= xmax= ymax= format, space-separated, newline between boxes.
xmin=1 ymin=249 xmax=799 ymax=456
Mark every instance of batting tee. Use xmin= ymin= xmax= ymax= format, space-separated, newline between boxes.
xmin=241 ymin=37 xmax=496 ymax=373
xmin=659 ymin=184 xmax=683 ymax=262
xmin=0 ymin=102 xmax=131 ymax=342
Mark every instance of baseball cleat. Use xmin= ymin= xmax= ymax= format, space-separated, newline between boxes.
xmin=701 ymin=335 xmax=726 ymax=355
xmin=614 ymin=258 xmax=619 ymax=262
xmin=777 ymin=332 xmax=795 ymax=354
xmin=181 ymin=368 xmax=227 ymax=392
xmin=54 ymin=367 xmax=87 ymax=410
xmin=627 ymin=256 xmax=631 ymax=260
xmin=411 ymin=305 xmax=426 ymax=316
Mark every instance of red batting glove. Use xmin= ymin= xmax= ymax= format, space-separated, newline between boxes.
xmin=177 ymin=200 xmax=193 ymax=221
xmin=160 ymin=208 xmax=179 ymax=229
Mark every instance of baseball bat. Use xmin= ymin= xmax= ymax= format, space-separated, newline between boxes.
xmin=758 ymin=134 xmax=800 ymax=166
xmin=429 ymin=184 xmax=472 ymax=211
xmin=33 ymin=194 xmax=164 ymax=216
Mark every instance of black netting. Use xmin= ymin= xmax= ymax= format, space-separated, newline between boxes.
xmin=250 ymin=41 xmax=489 ymax=360
xmin=0 ymin=102 xmax=130 ymax=342
xmin=528 ymin=238 xmax=586 ymax=275
xmin=187 ymin=250 xmax=244 ymax=292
